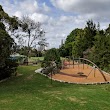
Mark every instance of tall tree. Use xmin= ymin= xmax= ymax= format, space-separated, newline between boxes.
xmin=0 ymin=5 xmax=19 ymax=54
xmin=0 ymin=22 xmax=14 ymax=67
xmin=0 ymin=5 xmax=18 ymax=80
xmin=83 ymin=20 xmax=96 ymax=49
xmin=0 ymin=5 xmax=19 ymax=34
xmin=88 ymin=31 xmax=110 ymax=71
xmin=13 ymin=16 xmax=47 ymax=62
xmin=105 ymin=24 xmax=110 ymax=35
xmin=64 ymin=28 xmax=85 ymax=57
xmin=71 ymin=29 xmax=85 ymax=57
xmin=0 ymin=5 xmax=16 ymax=67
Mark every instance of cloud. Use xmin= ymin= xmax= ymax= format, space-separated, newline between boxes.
xmin=19 ymin=0 xmax=39 ymax=13
xmin=51 ymin=0 xmax=110 ymax=21
xmin=60 ymin=16 xmax=73 ymax=22
xmin=42 ymin=2 xmax=51 ymax=12
xmin=0 ymin=0 xmax=110 ymax=48
xmin=30 ymin=13 xmax=49 ymax=23
xmin=43 ymin=15 xmax=87 ymax=48
xmin=14 ymin=11 xmax=22 ymax=18
xmin=51 ymin=0 xmax=110 ymax=13
xmin=51 ymin=0 xmax=77 ymax=12
xmin=0 ymin=0 xmax=51 ymax=17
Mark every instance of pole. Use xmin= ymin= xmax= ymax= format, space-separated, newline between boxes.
xmin=69 ymin=57 xmax=70 ymax=67
xmin=73 ymin=57 xmax=74 ymax=68
xmin=83 ymin=59 xmax=84 ymax=69
xmin=94 ymin=68 xmax=96 ymax=77
xmin=51 ymin=72 xmax=52 ymax=84
xmin=86 ymin=68 xmax=94 ymax=79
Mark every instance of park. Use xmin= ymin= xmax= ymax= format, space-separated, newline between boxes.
xmin=1 ymin=2 xmax=110 ymax=110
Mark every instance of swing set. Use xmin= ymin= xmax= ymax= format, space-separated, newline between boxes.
xmin=62 ymin=57 xmax=107 ymax=82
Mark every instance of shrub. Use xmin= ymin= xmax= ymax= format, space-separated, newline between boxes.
xmin=41 ymin=48 xmax=61 ymax=75
xmin=0 ymin=58 xmax=18 ymax=80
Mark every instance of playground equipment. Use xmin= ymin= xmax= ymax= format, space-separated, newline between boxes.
xmin=62 ymin=57 xmax=107 ymax=82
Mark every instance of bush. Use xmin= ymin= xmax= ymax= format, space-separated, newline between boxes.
xmin=42 ymin=48 xmax=61 ymax=67
xmin=0 ymin=58 xmax=18 ymax=80
xmin=41 ymin=48 xmax=61 ymax=75
xmin=41 ymin=66 xmax=60 ymax=75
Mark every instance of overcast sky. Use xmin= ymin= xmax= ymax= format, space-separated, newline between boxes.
xmin=0 ymin=0 xmax=110 ymax=48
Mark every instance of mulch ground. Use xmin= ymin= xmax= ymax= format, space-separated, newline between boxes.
xmin=52 ymin=63 xmax=110 ymax=83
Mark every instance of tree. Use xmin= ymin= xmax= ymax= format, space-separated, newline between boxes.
xmin=14 ymin=16 xmax=47 ymax=63
xmin=0 ymin=4 xmax=19 ymax=35
xmin=61 ymin=20 xmax=97 ymax=58
xmin=0 ymin=22 xmax=14 ymax=67
xmin=0 ymin=5 xmax=20 ymax=55
xmin=88 ymin=31 xmax=110 ymax=71
xmin=42 ymin=48 xmax=61 ymax=68
xmin=71 ymin=29 xmax=85 ymax=57
xmin=83 ymin=20 xmax=96 ymax=49
xmin=58 ymin=44 xmax=68 ymax=57
xmin=64 ymin=28 xmax=85 ymax=57
xmin=64 ymin=28 xmax=81 ymax=56
xmin=58 ymin=19 xmax=110 ymax=72
xmin=0 ymin=5 xmax=18 ymax=80
xmin=0 ymin=18 xmax=18 ymax=80
xmin=0 ymin=5 xmax=16 ymax=67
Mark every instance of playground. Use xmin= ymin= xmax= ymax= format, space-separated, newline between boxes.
xmin=52 ymin=57 xmax=110 ymax=84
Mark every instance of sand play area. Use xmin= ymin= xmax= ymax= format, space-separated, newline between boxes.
xmin=52 ymin=63 xmax=110 ymax=84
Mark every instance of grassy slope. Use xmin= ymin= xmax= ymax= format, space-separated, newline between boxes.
xmin=0 ymin=65 xmax=110 ymax=110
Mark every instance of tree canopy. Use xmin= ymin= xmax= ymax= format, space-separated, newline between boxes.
xmin=59 ymin=20 xmax=110 ymax=71
xmin=0 ymin=5 xmax=18 ymax=80
xmin=0 ymin=22 xmax=14 ymax=67
xmin=0 ymin=5 xmax=15 ymax=67
xmin=42 ymin=48 xmax=61 ymax=68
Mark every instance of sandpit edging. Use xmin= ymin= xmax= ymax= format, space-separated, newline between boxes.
xmin=35 ymin=68 xmax=110 ymax=85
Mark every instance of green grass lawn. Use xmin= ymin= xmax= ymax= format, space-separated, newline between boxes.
xmin=28 ymin=57 xmax=44 ymax=62
xmin=0 ymin=65 xmax=110 ymax=110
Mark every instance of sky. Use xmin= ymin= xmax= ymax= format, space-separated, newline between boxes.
xmin=0 ymin=0 xmax=110 ymax=48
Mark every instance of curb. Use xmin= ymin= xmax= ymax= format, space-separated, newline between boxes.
xmin=35 ymin=68 xmax=110 ymax=85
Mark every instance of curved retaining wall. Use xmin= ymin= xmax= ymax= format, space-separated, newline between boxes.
xmin=35 ymin=68 xmax=110 ymax=85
